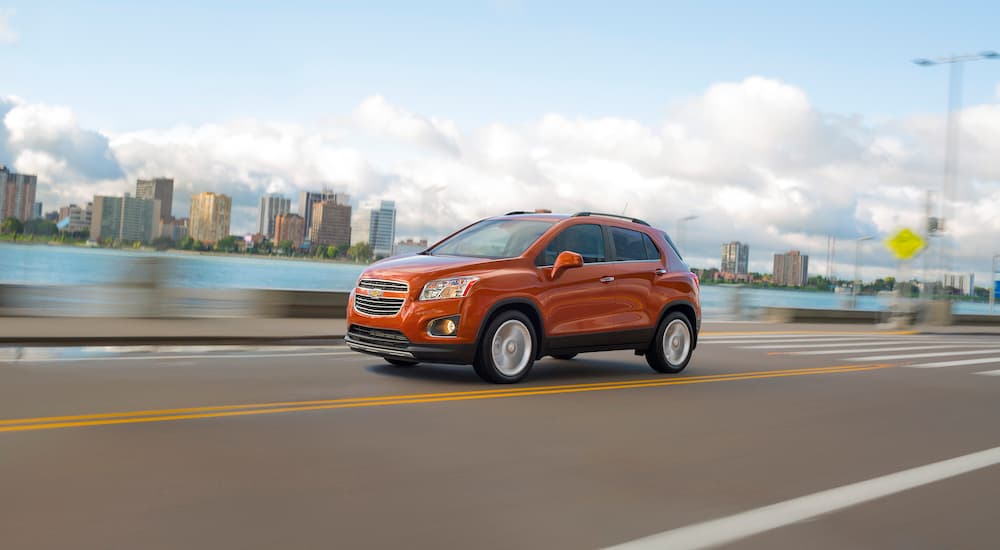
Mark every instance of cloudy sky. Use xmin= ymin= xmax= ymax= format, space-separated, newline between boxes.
xmin=1 ymin=1 xmax=999 ymax=283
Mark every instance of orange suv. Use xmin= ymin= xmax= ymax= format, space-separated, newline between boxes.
xmin=345 ymin=212 xmax=700 ymax=383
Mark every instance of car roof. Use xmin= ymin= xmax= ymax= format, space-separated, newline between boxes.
xmin=495 ymin=212 xmax=652 ymax=227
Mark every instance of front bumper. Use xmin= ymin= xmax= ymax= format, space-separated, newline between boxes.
xmin=345 ymin=324 xmax=477 ymax=365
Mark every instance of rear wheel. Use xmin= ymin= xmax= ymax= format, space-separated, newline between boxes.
xmin=473 ymin=311 xmax=537 ymax=384
xmin=646 ymin=312 xmax=694 ymax=374
xmin=385 ymin=357 xmax=420 ymax=368
xmin=551 ymin=353 xmax=578 ymax=360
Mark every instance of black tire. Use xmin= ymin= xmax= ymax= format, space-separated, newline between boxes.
xmin=473 ymin=310 xmax=537 ymax=384
xmin=551 ymin=353 xmax=578 ymax=360
xmin=646 ymin=312 xmax=694 ymax=374
xmin=385 ymin=357 xmax=420 ymax=368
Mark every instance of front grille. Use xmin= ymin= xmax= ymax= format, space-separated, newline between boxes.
xmin=354 ymin=293 xmax=405 ymax=316
xmin=358 ymin=279 xmax=409 ymax=292
xmin=348 ymin=325 xmax=411 ymax=349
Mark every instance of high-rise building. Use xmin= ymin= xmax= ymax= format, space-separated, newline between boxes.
xmin=256 ymin=194 xmax=291 ymax=238
xmin=89 ymin=195 xmax=158 ymax=243
xmin=90 ymin=196 xmax=123 ymax=242
xmin=32 ymin=202 xmax=42 ymax=219
xmin=773 ymin=250 xmax=809 ymax=287
xmin=164 ymin=217 xmax=189 ymax=241
xmin=135 ymin=178 xmax=174 ymax=223
xmin=721 ymin=241 xmax=750 ymax=275
xmin=369 ymin=200 xmax=397 ymax=258
xmin=299 ymin=190 xmax=349 ymax=238
xmin=944 ymin=273 xmax=975 ymax=296
xmin=309 ymin=199 xmax=352 ymax=247
xmin=0 ymin=166 xmax=38 ymax=221
xmin=57 ymin=203 xmax=93 ymax=233
xmin=274 ymin=213 xmax=306 ymax=249
xmin=350 ymin=198 xmax=378 ymax=246
xmin=189 ymin=192 xmax=232 ymax=245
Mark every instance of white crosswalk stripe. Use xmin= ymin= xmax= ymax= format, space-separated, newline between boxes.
xmin=702 ymin=332 xmax=1000 ymax=377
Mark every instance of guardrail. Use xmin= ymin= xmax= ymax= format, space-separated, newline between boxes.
xmin=0 ymin=284 xmax=350 ymax=318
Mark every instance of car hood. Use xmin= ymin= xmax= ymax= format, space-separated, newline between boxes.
xmin=359 ymin=254 xmax=512 ymax=286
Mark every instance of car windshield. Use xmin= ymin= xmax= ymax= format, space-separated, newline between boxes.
xmin=426 ymin=219 xmax=554 ymax=259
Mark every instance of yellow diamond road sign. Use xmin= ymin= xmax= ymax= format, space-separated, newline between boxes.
xmin=885 ymin=228 xmax=926 ymax=260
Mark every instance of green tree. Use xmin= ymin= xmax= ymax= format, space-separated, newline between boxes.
xmin=215 ymin=236 xmax=239 ymax=252
xmin=325 ymin=245 xmax=339 ymax=259
xmin=347 ymin=241 xmax=372 ymax=263
xmin=277 ymin=240 xmax=294 ymax=255
xmin=151 ymin=236 xmax=175 ymax=251
xmin=1 ymin=217 xmax=24 ymax=235
xmin=23 ymin=219 xmax=58 ymax=236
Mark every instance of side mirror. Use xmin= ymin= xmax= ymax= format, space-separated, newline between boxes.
xmin=551 ymin=251 xmax=584 ymax=279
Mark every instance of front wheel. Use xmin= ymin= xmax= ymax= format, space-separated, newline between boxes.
xmin=646 ymin=312 xmax=694 ymax=374
xmin=473 ymin=311 xmax=537 ymax=384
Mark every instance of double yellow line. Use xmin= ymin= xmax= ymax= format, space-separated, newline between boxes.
xmin=0 ymin=364 xmax=893 ymax=434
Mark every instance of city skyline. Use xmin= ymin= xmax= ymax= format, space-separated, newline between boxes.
xmin=0 ymin=4 xmax=998 ymax=284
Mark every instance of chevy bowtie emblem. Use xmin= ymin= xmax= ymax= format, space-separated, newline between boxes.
xmin=370 ymin=289 xmax=384 ymax=299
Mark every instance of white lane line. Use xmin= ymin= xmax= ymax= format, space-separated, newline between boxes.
xmin=703 ymin=337 xmax=900 ymax=345
xmin=739 ymin=340 xmax=913 ymax=350
xmin=907 ymin=357 xmax=1000 ymax=369
xmin=847 ymin=349 xmax=1000 ymax=362
xmin=975 ymin=369 xmax=1000 ymax=376
xmin=3 ymin=351 xmax=359 ymax=363
xmin=781 ymin=345 xmax=990 ymax=356
xmin=607 ymin=445 xmax=1000 ymax=550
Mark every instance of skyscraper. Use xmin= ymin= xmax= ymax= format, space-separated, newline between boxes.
xmin=721 ymin=241 xmax=750 ymax=274
xmin=32 ymin=202 xmax=42 ymax=219
xmin=256 ymin=194 xmax=291 ymax=238
xmin=369 ymin=200 xmax=397 ymax=258
xmin=309 ymin=199 xmax=352 ymax=247
xmin=88 ymin=195 xmax=158 ymax=243
xmin=0 ymin=166 xmax=38 ymax=221
xmin=299 ymin=190 xmax=349 ymax=238
xmin=189 ymin=192 xmax=232 ymax=245
xmin=135 ymin=178 xmax=174 ymax=223
xmin=274 ymin=213 xmax=305 ymax=249
xmin=773 ymin=250 xmax=809 ymax=287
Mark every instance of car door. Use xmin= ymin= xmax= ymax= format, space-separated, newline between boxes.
xmin=606 ymin=225 xmax=663 ymax=332
xmin=535 ymin=223 xmax=623 ymax=342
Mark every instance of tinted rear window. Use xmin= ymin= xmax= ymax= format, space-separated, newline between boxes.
xmin=610 ymin=227 xmax=658 ymax=261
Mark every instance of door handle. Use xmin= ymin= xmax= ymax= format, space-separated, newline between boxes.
xmin=599 ymin=276 xmax=615 ymax=283
xmin=655 ymin=268 xmax=667 ymax=276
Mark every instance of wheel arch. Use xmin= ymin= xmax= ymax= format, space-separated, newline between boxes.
xmin=656 ymin=300 xmax=700 ymax=349
xmin=474 ymin=298 xmax=546 ymax=360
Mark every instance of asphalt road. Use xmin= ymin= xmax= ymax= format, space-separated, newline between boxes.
xmin=2 ymin=322 xmax=1000 ymax=549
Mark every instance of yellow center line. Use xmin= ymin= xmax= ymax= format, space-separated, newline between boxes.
xmin=0 ymin=364 xmax=895 ymax=433
xmin=0 ymin=365 xmax=884 ymax=426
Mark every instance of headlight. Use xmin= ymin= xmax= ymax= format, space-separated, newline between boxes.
xmin=419 ymin=276 xmax=479 ymax=300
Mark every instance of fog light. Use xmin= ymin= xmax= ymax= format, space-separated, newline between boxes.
xmin=429 ymin=316 xmax=460 ymax=337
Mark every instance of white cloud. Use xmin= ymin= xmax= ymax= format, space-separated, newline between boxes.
xmin=5 ymin=79 xmax=1000 ymax=285
xmin=0 ymin=8 xmax=17 ymax=44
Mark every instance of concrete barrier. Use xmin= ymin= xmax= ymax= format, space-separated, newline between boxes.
xmin=763 ymin=307 xmax=883 ymax=324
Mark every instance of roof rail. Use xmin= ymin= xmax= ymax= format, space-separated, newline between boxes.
xmin=504 ymin=211 xmax=533 ymax=215
xmin=572 ymin=212 xmax=651 ymax=226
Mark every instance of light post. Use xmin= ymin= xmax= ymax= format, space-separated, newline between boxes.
xmin=913 ymin=51 xmax=999 ymax=287
xmin=852 ymin=236 xmax=873 ymax=308
xmin=676 ymin=215 xmax=698 ymax=255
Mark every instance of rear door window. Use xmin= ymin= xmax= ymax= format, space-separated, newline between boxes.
xmin=536 ymin=224 xmax=606 ymax=265
xmin=610 ymin=227 xmax=658 ymax=262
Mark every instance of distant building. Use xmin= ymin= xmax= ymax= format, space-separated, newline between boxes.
xmin=32 ymin=202 xmax=42 ymax=219
xmin=393 ymin=238 xmax=428 ymax=257
xmin=299 ymin=190 xmax=349 ymax=239
xmin=165 ymin=217 xmax=189 ymax=241
xmin=0 ymin=166 xmax=38 ymax=221
xmin=274 ymin=213 xmax=305 ymax=249
xmin=773 ymin=250 xmax=809 ymax=287
xmin=89 ymin=195 xmax=158 ymax=243
xmin=309 ymin=199 xmax=352 ymax=247
xmin=943 ymin=273 xmax=975 ymax=296
xmin=189 ymin=192 xmax=231 ymax=245
xmin=135 ymin=178 xmax=174 ymax=223
xmin=256 ymin=194 xmax=291 ymax=238
xmin=350 ymin=198 xmax=378 ymax=246
xmin=44 ymin=211 xmax=59 ymax=222
xmin=721 ymin=241 xmax=750 ymax=275
xmin=369 ymin=200 xmax=396 ymax=258
xmin=58 ymin=203 xmax=93 ymax=233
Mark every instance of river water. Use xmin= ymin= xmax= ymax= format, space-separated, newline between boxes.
xmin=1 ymin=243 xmax=994 ymax=318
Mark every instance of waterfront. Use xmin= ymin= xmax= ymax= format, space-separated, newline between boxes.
xmin=1 ymin=243 xmax=995 ymax=317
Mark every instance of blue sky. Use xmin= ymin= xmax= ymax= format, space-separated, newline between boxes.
xmin=3 ymin=1 xmax=998 ymax=131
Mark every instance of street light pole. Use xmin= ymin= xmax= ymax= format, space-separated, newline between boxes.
xmin=853 ymin=236 xmax=873 ymax=309
xmin=913 ymin=51 xmax=999 ymax=287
